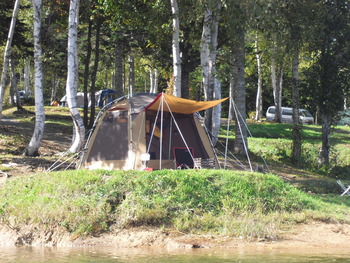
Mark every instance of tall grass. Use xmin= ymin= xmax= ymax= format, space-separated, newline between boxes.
xmin=1 ymin=169 xmax=349 ymax=239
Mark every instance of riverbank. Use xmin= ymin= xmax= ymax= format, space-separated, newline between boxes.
xmin=1 ymin=222 xmax=350 ymax=251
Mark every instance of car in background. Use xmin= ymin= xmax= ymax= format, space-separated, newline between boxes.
xmin=266 ymin=106 xmax=314 ymax=124
xmin=337 ymin=109 xmax=350 ymax=126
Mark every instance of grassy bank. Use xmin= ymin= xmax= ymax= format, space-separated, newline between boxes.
xmin=1 ymin=169 xmax=350 ymax=240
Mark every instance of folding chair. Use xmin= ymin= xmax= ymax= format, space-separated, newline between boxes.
xmin=337 ymin=180 xmax=350 ymax=196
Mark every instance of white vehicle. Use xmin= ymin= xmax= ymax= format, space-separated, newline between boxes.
xmin=266 ymin=106 xmax=314 ymax=124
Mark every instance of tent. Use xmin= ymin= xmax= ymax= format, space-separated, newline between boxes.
xmin=90 ymin=89 xmax=117 ymax=108
xmin=60 ymin=92 xmax=85 ymax=107
xmin=80 ymin=93 xmax=228 ymax=170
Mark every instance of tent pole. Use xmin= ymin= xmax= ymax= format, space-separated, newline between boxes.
xmin=129 ymin=102 xmax=134 ymax=170
xmin=232 ymin=99 xmax=253 ymax=172
xmin=147 ymin=101 xmax=162 ymax=154
xmin=224 ymin=97 xmax=232 ymax=169
xmin=168 ymin=117 xmax=173 ymax=159
xmin=159 ymin=94 xmax=164 ymax=170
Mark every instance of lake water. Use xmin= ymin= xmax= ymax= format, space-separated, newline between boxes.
xmin=1 ymin=246 xmax=350 ymax=262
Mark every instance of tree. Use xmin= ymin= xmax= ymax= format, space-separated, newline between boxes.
xmin=88 ymin=18 xmax=101 ymax=130
xmin=66 ymin=0 xmax=85 ymax=153
xmin=25 ymin=0 xmax=45 ymax=156
xmin=224 ymin=0 xmax=249 ymax=154
xmin=0 ymin=0 xmax=20 ymax=122
xmin=201 ymin=0 xmax=221 ymax=143
xmin=170 ymin=0 xmax=181 ymax=97
xmin=254 ymin=33 xmax=263 ymax=121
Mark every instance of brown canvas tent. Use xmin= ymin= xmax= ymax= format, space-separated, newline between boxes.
xmin=80 ymin=93 xmax=228 ymax=170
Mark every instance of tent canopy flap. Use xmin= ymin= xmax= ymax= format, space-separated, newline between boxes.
xmin=146 ymin=93 xmax=228 ymax=114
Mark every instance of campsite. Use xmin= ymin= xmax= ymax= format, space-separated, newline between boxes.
xmin=2 ymin=1 xmax=350 ymax=260
xmin=1 ymin=102 xmax=350 ymax=249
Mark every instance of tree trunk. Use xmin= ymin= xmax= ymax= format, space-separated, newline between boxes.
xmin=9 ymin=58 xmax=22 ymax=110
xmin=128 ymin=55 xmax=135 ymax=96
xmin=201 ymin=7 xmax=213 ymax=132
xmin=254 ymin=34 xmax=263 ymax=121
xmin=114 ymin=38 xmax=124 ymax=97
xmin=181 ymin=45 xmax=190 ymax=99
xmin=0 ymin=0 xmax=20 ymax=122
xmin=291 ymin=55 xmax=302 ymax=165
xmin=24 ymin=60 xmax=30 ymax=95
xmin=170 ymin=0 xmax=181 ymax=97
xmin=50 ymin=74 xmax=60 ymax=104
xmin=25 ymin=0 xmax=45 ymax=157
xmin=320 ymin=114 xmax=331 ymax=166
xmin=66 ymin=0 xmax=85 ymax=153
xmin=201 ymin=1 xmax=221 ymax=141
xmin=83 ymin=16 xmax=92 ymax=128
xmin=149 ymin=68 xmax=155 ymax=93
xmin=209 ymin=2 xmax=221 ymax=144
xmin=233 ymin=25 xmax=248 ymax=155
xmin=271 ymin=38 xmax=283 ymax=123
xmin=88 ymin=19 xmax=101 ymax=130
xmin=154 ymin=68 xmax=158 ymax=93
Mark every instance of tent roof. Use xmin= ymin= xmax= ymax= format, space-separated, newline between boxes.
xmin=146 ymin=93 xmax=228 ymax=114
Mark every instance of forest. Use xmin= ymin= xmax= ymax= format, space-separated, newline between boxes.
xmin=0 ymin=0 xmax=349 ymax=167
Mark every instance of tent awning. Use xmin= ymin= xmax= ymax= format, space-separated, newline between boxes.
xmin=145 ymin=93 xmax=228 ymax=114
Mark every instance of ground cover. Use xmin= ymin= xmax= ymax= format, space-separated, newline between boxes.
xmin=1 ymin=106 xmax=350 ymax=247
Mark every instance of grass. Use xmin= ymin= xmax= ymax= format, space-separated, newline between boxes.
xmin=1 ymin=169 xmax=350 ymax=240
xmin=1 ymin=107 xmax=350 ymax=240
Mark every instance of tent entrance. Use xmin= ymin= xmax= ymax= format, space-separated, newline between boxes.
xmin=145 ymin=110 xmax=209 ymax=169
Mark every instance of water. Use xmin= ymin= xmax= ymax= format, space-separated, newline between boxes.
xmin=1 ymin=246 xmax=350 ymax=262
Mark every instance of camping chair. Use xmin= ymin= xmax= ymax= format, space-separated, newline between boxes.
xmin=192 ymin=157 xmax=216 ymax=169
xmin=337 ymin=180 xmax=350 ymax=196
xmin=173 ymin=147 xmax=194 ymax=169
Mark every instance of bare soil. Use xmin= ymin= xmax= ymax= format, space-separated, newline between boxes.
xmin=0 ymin=223 xmax=350 ymax=251
xmin=0 ymin=114 xmax=71 ymax=178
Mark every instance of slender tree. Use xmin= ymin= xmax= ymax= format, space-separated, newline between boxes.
xmin=254 ymin=33 xmax=263 ymax=121
xmin=88 ymin=18 xmax=101 ymax=130
xmin=170 ymin=0 xmax=181 ymax=97
xmin=0 ymin=0 xmax=20 ymax=122
xmin=25 ymin=0 xmax=45 ymax=156
xmin=201 ymin=0 xmax=221 ymax=143
xmin=66 ymin=0 xmax=85 ymax=153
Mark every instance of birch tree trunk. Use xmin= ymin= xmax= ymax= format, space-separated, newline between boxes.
xmin=271 ymin=39 xmax=284 ymax=123
xmin=0 ymin=0 xmax=20 ymax=122
xmin=9 ymin=58 xmax=22 ymax=110
xmin=149 ymin=68 xmax=155 ymax=93
xmin=24 ymin=60 xmax=30 ymax=95
xmin=200 ymin=1 xmax=221 ymax=143
xmin=66 ymin=0 xmax=85 ymax=153
xmin=50 ymin=74 xmax=60 ymax=103
xmin=170 ymin=0 xmax=181 ymax=97
xmin=210 ymin=2 xmax=222 ymax=145
xmin=254 ymin=34 xmax=263 ymax=121
xmin=25 ymin=0 xmax=45 ymax=156
xmin=154 ymin=68 xmax=158 ymax=93
xmin=128 ymin=55 xmax=135 ymax=96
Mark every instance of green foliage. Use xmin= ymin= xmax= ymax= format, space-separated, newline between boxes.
xmin=1 ymin=169 xmax=349 ymax=239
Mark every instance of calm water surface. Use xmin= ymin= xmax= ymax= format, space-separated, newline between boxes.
xmin=1 ymin=246 xmax=350 ymax=262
